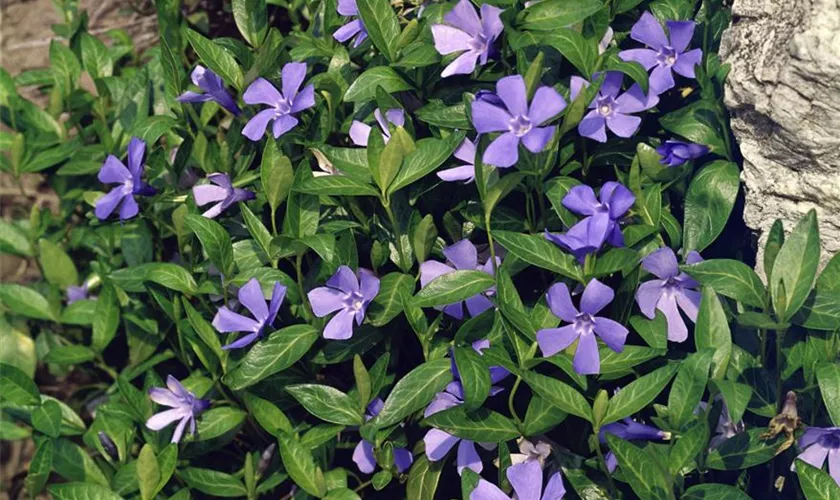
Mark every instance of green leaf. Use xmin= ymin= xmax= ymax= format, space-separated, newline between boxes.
xmin=0 ymin=284 xmax=56 ymax=320
xmin=605 ymin=435 xmax=672 ymax=500
xmin=413 ymin=270 xmax=495 ymax=308
xmin=344 ymin=67 xmax=412 ymax=102
xmin=367 ymin=358 xmax=452 ymax=428
xmin=194 ymin=407 xmax=246 ymax=442
xmin=261 ymin=142 xmax=294 ymax=214
xmin=38 ymin=238 xmax=79 ymax=288
xmin=796 ymin=458 xmax=840 ymax=500
xmin=389 ymin=132 xmax=466 ymax=193
xmin=0 ymin=362 xmax=40 ymax=405
xmin=48 ymin=483 xmax=123 ymax=500
xmin=517 ymin=0 xmax=603 ymax=32
xmin=794 ymin=290 xmax=840 ymax=331
xmin=682 ymin=484 xmax=753 ymax=500
xmin=137 ymin=444 xmax=160 ymax=500
xmin=25 ymin=439 xmax=52 ymax=496
xmin=368 ymin=272 xmax=414 ymax=326
xmin=522 ymin=395 xmax=567 ymax=435
xmin=287 ymin=384 xmax=363 ymax=425
xmin=80 ymin=33 xmax=113 ymax=77
xmin=544 ymin=176 xmax=582 ymax=227
xmin=21 ymin=138 xmax=81 ymax=173
xmin=130 ymin=116 xmax=177 ymax=145
xmin=771 ymin=209 xmax=820 ymax=321
xmin=92 ymin=284 xmax=121 ymax=352
xmin=406 ymin=455 xmax=443 ymax=500
xmin=542 ymin=29 xmax=598 ymax=76
xmin=243 ymin=392 xmax=293 ymax=435
xmin=683 ymin=160 xmax=740 ymax=252
xmin=182 ymin=298 xmax=225 ymax=367
xmin=660 ymin=99 xmax=727 ymax=153
xmin=694 ymin=287 xmax=732 ymax=380
xmin=52 ymin=438 xmax=109 ymax=485
xmin=240 ymin=204 xmax=273 ymax=260
xmin=232 ymin=0 xmax=268 ymax=46
xmin=454 ymin=346 xmax=491 ymax=412
xmin=43 ymin=345 xmax=96 ymax=365
xmin=668 ymin=349 xmax=714 ymax=428
xmin=520 ymin=371 xmax=593 ymax=423
xmin=706 ymin=428 xmax=783 ymax=470
xmin=144 ymin=263 xmax=198 ymax=294
xmin=50 ymin=40 xmax=81 ymax=95
xmin=630 ymin=312 xmax=668 ymax=350
xmin=185 ymin=28 xmax=244 ymax=90
xmin=180 ymin=468 xmax=248 ymax=497
xmin=185 ymin=214 xmax=235 ymax=277
xmin=284 ymin=165 xmax=321 ymax=238
xmin=356 ymin=0 xmax=401 ymax=61
xmin=602 ymin=363 xmax=679 ymax=425
xmin=669 ymin=421 xmax=709 ymax=476
xmin=296 ymin=175 xmax=379 ymax=196
xmin=223 ymin=325 xmax=319 ymax=390
xmin=711 ymin=380 xmax=752 ymax=423
xmin=493 ymin=230 xmax=582 ymax=281
xmin=681 ymin=259 xmax=767 ymax=308
xmin=424 ymin=407 xmax=520 ymax=442
xmin=32 ymin=399 xmax=63 ymax=437
xmin=764 ymin=219 xmax=785 ymax=283
xmin=415 ymin=100 xmax=471 ymax=129
xmin=601 ymin=53 xmax=650 ymax=93
xmin=593 ymin=247 xmax=639 ymax=277
xmin=0 ymin=220 xmax=34 ymax=256
xmin=353 ymin=355 xmax=372 ymax=410
xmin=277 ymin=432 xmax=327 ymax=497
xmin=817 ymin=363 xmax=840 ymax=426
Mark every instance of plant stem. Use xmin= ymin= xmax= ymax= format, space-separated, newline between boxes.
xmin=382 ymin=199 xmax=408 ymax=271
xmin=508 ymin=376 xmax=522 ymax=425
xmin=594 ymin=438 xmax=618 ymax=497
xmin=775 ymin=328 xmax=787 ymax=407
xmin=485 ymin=212 xmax=498 ymax=273
xmin=295 ymin=253 xmax=312 ymax=321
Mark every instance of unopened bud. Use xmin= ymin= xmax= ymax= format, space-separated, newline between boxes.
xmin=258 ymin=442 xmax=276 ymax=476
xmin=97 ymin=431 xmax=119 ymax=462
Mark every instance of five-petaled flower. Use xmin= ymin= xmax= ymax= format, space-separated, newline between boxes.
xmin=308 ymin=266 xmax=380 ymax=340
xmin=177 ymin=65 xmax=240 ymax=115
xmin=242 ymin=63 xmax=315 ymax=141
xmin=192 ymin=173 xmax=255 ymax=219
xmin=545 ymin=217 xmax=609 ymax=263
xmin=146 ymin=375 xmax=210 ymax=443
xmin=657 ymin=140 xmax=709 ymax=167
xmin=212 ymin=278 xmax=286 ymax=349
xmin=349 ymin=108 xmax=405 ymax=147
xmin=619 ymin=12 xmax=703 ymax=95
xmin=470 ymin=459 xmax=566 ymax=500
xmin=536 ymin=279 xmax=629 ymax=375
xmin=472 ymin=75 xmax=566 ymax=167
xmin=438 ymin=138 xmax=477 ymax=183
xmin=95 ymin=137 xmax=156 ymax=221
xmin=334 ymin=0 xmax=368 ymax=48
xmin=562 ymin=182 xmax=635 ymax=247
xmin=431 ymin=0 xmax=503 ymax=78
xmin=793 ymin=427 xmax=840 ymax=485
xmin=424 ymin=340 xmax=506 ymax=474
xmin=420 ymin=239 xmax=498 ymax=319
xmin=572 ymin=72 xmax=658 ymax=143
xmin=353 ymin=398 xmax=414 ymax=474
xmin=635 ymin=247 xmax=703 ymax=342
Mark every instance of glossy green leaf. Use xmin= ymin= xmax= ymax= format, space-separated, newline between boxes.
xmin=602 ymin=363 xmax=679 ymax=425
xmin=771 ymin=209 xmax=820 ymax=321
xmin=424 ymin=407 xmax=520 ymax=442
xmin=287 ymin=384 xmax=363 ymax=425
xmin=224 ymin=325 xmax=319 ymax=389
xmin=694 ymin=287 xmax=732 ymax=380
xmin=683 ymin=160 xmax=740 ymax=253
xmin=367 ymin=358 xmax=452 ymax=428
xmin=413 ymin=270 xmax=495 ymax=308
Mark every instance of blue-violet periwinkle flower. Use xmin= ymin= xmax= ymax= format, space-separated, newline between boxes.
xmin=600 ymin=418 xmax=669 ymax=472
xmin=572 ymin=72 xmax=658 ymax=143
xmin=334 ymin=0 xmax=368 ymax=48
xmin=192 ymin=173 xmax=255 ymax=219
xmin=308 ymin=266 xmax=380 ymax=340
xmin=437 ymin=138 xmax=477 ymax=183
xmin=212 ymin=278 xmax=287 ymax=349
xmin=656 ymin=140 xmax=709 ymax=167
xmin=95 ymin=137 xmax=156 ymax=221
xmin=67 ymin=283 xmax=90 ymax=304
xmin=471 ymin=459 xmax=566 ymax=500
xmin=146 ymin=375 xmax=210 ymax=443
xmin=794 ymin=427 xmax=840 ymax=485
xmin=420 ymin=239 xmax=498 ymax=320
xmin=349 ymin=108 xmax=406 ymax=147
xmin=242 ymin=63 xmax=315 ymax=141
xmin=562 ymin=182 xmax=635 ymax=248
xmin=353 ymin=398 xmax=414 ymax=474
xmin=431 ymin=0 xmax=503 ymax=78
xmin=177 ymin=65 xmax=240 ymax=115
xmin=545 ymin=216 xmax=610 ymax=263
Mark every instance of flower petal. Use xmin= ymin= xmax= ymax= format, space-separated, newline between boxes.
xmin=425 ymin=391 xmax=463 ymax=417
xmin=394 ymin=448 xmax=414 ymax=473
xmin=442 ymin=50 xmax=481 ymax=78
xmin=542 ymin=471 xmax=566 ymax=500
xmin=170 ymin=415 xmax=190 ymax=443
xmin=470 ymin=480 xmax=510 ymax=500
xmin=649 ymin=65 xmax=675 ymax=94
xmin=127 ymin=137 xmax=145 ymax=180
xmin=521 ymin=126 xmax=555 ymax=154
xmin=528 ymin=86 xmax=566 ymax=125
xmin=480 ymin=4 xmax=504 ymax=40
xmin=149 ymin=388 xmax=182 ymax=408
xmin=616 ymin=84 xmax=659 ymax=113
xmin=507 ymin=460 xmax=542 ymax=500
xmin=334 ymin=19 xmax=364 ymax=43
xmin=282 ymin=62 xmax=307 ymax=101
xmin=213 ymin=306 xmax=260 ymax=333
xmin=328 ymin=265 xmax=360 ymax=294
xmin=292 ymin=84 xmax=315 ymax=113
xmin=676 ymin=288 xmax=702 ymax=323
xmin=667 ymin=20 xmax=696 ymax=53
xmin=472 ymin=100 xmax=513 ymax=133
xmin=537 ymin=325 xmax=579 ymax=357
xmin=798 ymin=443 xmax=830 ymax=469
xmin=272 ymin=114 xmax=299 ymax=138
xmin=483 ymin=132 xmax=520 ymax=168
xmin=349 ymin=121 xmax=373 ymax=146
xmin=222 ymin=332 xmax=260 ymax=350
xmin=496 ymin=75 xmax=528 ymax=117
xmin=465 ymin=294 xmax=494 ymax=318
xmin=578 ymin=111 xmax=607 ymax=142
xmin=594 ymin=317 xmax=629 ymax=352
xmin=118 ymin=195 xmax=139 ymax=221
xmin=243 ymin=78 xmax=282 ymax=106
xmin=337 ymin=0 xmax=358 ymax=16
xmin=642 ymin=247 xmax=680 ymax=279
xmin=618 ymin=48 xmax=659 ymax=70
xmin=444 ymin=0 xmax=482 ymax=37
xmin=437 ymin=164 xmax=476 ymax=182
xmin=673 ymin=48 xmax=702 ymax=78
xmin=193 ymin=184 xmax=228 ymax=207
xmin=580 ymin=278 xmax=614 ymax=315
xmin=99 ymin=156 xmax=131 ymax=184
xmin=238 ymin=278 xmax=269 ymax=323
xmin=308 ymin=287 xmax=348 ymax=317
xmin=424 ymin=428 xmax=460 ymax=461
xmin=606 ymin=112 xmax=642 ymax=138
xmin=242 ymin=109 xmax=277 ymax=141
xmin=95 ymin=188 xmax=125 ymax=220
xmin=431 ymin=25 xmax=474 ymax=55
xmin=600 ymin=181 xmax=635 ymax=219
xmin=267 ymin=282 xmax=287 ymax=325
xmin=631 ymin=11 xmax=668 ymax=49
xmin=545 ymin=282 xmax=578 ymax=321
xmin=636 ymin=280 xmax=665 ymax=318
xmin=359 ymin=268 xmax=380 ymax=302
xmin=146 ymin=408 xmax=187 ymax=431
xmin=457 ymin=439 xmax=483 ymax=474
xmin=658 ymin=294 xmax=688 ymax=342
xmin=573 ymin=331 xmax=600 ymax=375
xmin=353 ymin=440 xmax=378 ymax=474
xmin=443 ymin=239 xmax=478 ymax=271
xmin=323 ymin=308 xmax=356 ymax=340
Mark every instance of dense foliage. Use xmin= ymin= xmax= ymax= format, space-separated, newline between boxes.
xmin=1 ymin=0 xmax=839 ymax=499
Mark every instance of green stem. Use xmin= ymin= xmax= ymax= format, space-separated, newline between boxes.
xmin=508 ymin=376 xmax=522 ymax=425
xmin=295 ymin=253 xmax=312 ymax=321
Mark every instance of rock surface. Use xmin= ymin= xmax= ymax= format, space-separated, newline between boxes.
xmin=720 ymin=0 xmax=840 ymax=274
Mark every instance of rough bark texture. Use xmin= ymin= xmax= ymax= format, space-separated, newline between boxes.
xmin=719 ymin=0 xmax=840 ymax=274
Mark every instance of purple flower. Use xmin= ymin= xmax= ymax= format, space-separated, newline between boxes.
xmin=66 ymin=283 xmax=89 ymax=304
xmin=696 ymin=398 xmax=744 ymax=449
xmin=619 ymin=12 xmax=703 ymax=95
xmin=95 ymin=137 xmax=156 ymax=221
xmin=424 ymin=340 xmax=506 ymax=474
xmin=562 ymin=182 xmax=635 ymax=247
xmin=656 ymin=140 xmax=709 ymax=167
xmin=437 ymin=138 xmax=477 ymax=183
xmin=177 ymin=66 xmax=240 ymax=116
xmin=572 ymin=72 xmax=658 ymax=143
xmin=600 ymin=418 xmax=669 ymax=472
xmin=241 ymin=63 xmax=315 ymax=141
xmin=349 ymin=108 xmax=405 ymax=147
xmin=353 ymin=398 xmax=414 ymax=474
xmin=536 ymin=279 xmax=628 ymax=375
xmin=635 ymin=247 xmax=703 ymax=343
xmin=333 ymin=0 xmax=368 ymax=48
xmin=431 ymin=0 xmax=503 ymax=78
xmin=146 ymin=375 xmax=210 ymax=443
xmin=471 ymin=75 xmax=566 ymax=167
xmin=419 ymin=239 xmax=498 ymax=320
xmin=795 ymin=427 xmax=840 ymax=485
xmin=192 ymin=173 xmax=255 ymax=219
xmin=470 ymin=460 xmax=566 ymax=500
xmin=212 ymin=278 xmax=287 ymax=349
xmin=544 ymin=216 xmax=609 ymax=263
xmin=308 ymin=266 xmax=380 ymax=340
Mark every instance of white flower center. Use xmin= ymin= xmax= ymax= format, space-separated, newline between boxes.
xmin=508 ymin=114 xmax=532 ymax=137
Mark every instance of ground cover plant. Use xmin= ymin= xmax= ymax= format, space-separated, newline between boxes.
xmin=1 ymin=0 xmax=840 ymax=498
